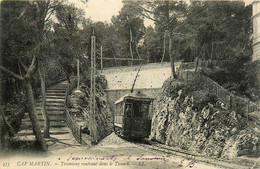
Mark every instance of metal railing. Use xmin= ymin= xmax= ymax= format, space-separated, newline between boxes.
xmin=65 ymin=108 xmax=85 ymax=144
xmin=199 ymin=74 xmax=259 ymax=115
xmin=65 ymin=78 xmax=87 ymax=145
xmin=178 ymin=66 xmax=259 ymax=117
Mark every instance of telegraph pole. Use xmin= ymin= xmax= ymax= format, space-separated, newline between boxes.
xmin=90 ymin=31 xmax=96 ymax=141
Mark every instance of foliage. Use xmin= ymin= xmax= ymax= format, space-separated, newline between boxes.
xmin=110 ymin=2 xmax=145 ymax=65
xmin=162 ymin=77 xmax=217 ymax=111
xmin=53 ymin=3 xmax=88 ymax=79
xmin=243 ymin=60 xmax=260 ymax=101
xmin=179 ymin=1 xmax=254 ymax=101
xmin=141 ymin=26 xmax=163 ymax=62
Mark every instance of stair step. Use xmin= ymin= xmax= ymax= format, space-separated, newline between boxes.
xmin=47 ymin=88 xmax=67 ymax=91
xmin=24 ymin=111 xmax=64 ymax=117
xmin=20 ymin=121 xmax=67 ymax=130
xmin=46 ymin=95 xmax=66 ymax=99
xmin=58 ymin=81 xmax=69 ymax=85
xmin=22 ymin=116 xmax=65 ymax=122
xmin=48 ymin=85 xmax=68 ymax=89
xmin=36 ymin=107 xmax=65 ymax=111
xmin=46 ymin=93 xmax=66 ymax=96
xmin=17 ymin=127 xmax=70 ymax=136
xmin=21 ymin=121 xmax=66 ymax=126
xmin=17 ymin=130 xmax=70 ymax=136
xmin=37 ymin=98 xmax=65 ymax=103
xmin=37 ymin=94 xmax=66 ymax=99
xmin=36 ymin=102 xmax=65 ymax=107
xmin=19 ymin=80 xmax=72 ymax=139
xmin=46 ymin=90 xmax=67 ymax=93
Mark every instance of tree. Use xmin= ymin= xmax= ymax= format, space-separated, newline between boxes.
xmin=0 ymin=0 xmax=64 ymax=149
xmin=185 ymin=1 xmax=253 ymax=97
xmin=127 ymin=1 xmax=188 ymax=77
xmin=142 ymin=26 xmax=162 ymax=62
xmin=1 ymin=1 xmax=48 ymax=150
xmin=111 ymin=2 xmax=145 ymax=65
xmin=54 ymin=3 xmax=87 ymax=81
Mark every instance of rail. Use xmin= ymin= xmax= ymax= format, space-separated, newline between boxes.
xmin=178 ymin=64 xmax=259 ymax=117
xmin=135 ymin=141 xmax=255 ymax=169
xmin=65 ymin=78 xmax=87 ymax=145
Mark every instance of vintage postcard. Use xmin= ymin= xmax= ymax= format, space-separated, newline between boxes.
xmin=0 ymin=0 xmax=259 ymax=169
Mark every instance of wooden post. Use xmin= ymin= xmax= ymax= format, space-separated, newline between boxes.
xmin=80 ymin=126 xmax=82 ymax=144
xmin=247 ymin=100 xmax=250 ymax=120
xmin=77 ymin=59 xmax=80 ymax=90
xmin=210 ymin=42 xmax=213 ymax=67
xmin=216 ymin=86 xmax=219 ymax=98
xmin=229 ymin=95 xmax=232 ymax=111
xmin=100 ymin=46 xmax=103 ymax=73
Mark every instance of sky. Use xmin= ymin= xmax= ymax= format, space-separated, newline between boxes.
xmin=70 ymin=0 xmax=254 ymax=27
xmin=72 ymin=0 xmax=123 ymax=23
xmin=70 ymin=0 xmax=153 ymax=27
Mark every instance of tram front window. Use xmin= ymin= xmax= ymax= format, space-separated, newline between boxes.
xmin=133 ymin=102 xmax=142 ymax=117
xmin=125 ymin=104 xmax=133 ymax=117
xmin=142 ymin=104 xmax=149 ymax=117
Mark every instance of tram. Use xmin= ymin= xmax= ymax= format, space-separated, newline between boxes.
xmin=113 ymin=91 xmax=154 ymax=140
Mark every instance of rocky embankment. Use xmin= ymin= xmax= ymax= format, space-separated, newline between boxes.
xmin=150 ymin=77 xmax=260 ymax=159
xmin=67 ymin=75 xmax=113 ymax=143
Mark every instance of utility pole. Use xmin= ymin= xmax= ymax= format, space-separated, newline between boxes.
xmin=90 ymin=31 xmax=96 ymax=141
xmin=130 ymin=29 xmax=134 ymax=66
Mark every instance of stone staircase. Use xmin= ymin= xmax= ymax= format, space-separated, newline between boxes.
xmin=17 ymin=81 xmax=74 ymax=140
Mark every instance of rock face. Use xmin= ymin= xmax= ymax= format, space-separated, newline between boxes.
xmin=150 ymin=78 xmax=260 ymax=159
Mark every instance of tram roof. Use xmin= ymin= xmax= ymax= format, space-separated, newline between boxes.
xmin=115 ymin=92 xmax=155 ymax=104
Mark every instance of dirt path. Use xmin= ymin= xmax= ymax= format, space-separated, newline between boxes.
xmin=1 ymin=133 xmax=221 ymax=169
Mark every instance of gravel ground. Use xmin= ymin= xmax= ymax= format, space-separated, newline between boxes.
xmin=0 ymin=132 xmax=221 ymax=169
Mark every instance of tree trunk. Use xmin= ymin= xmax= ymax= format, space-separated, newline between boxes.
xmin=2 ymin=114 xmax=15 ymax=136
xmin=161 ymin=31 xmax=166 ymax=62
xmin=39 ymin=69 xmax=50 ymax=138
xmin=165 ymin=1 xmax=176 ymax=78
xmin=0 ymin=114 xmax=3 ymax=150
xmin=136 ymin=44 xmax=141 ymax=60
xmin=169 ymin=33 xmax=177 ymax=78
xmin=24 ymin=79 xmax=47 ymax=150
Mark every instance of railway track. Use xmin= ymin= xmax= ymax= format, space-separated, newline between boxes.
xmin=134 ymin=140 xmax=257 ymax=169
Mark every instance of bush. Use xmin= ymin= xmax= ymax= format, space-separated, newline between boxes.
xmin=162 ymin=76 xmax=218 ymax=111
xmin=192 ymin=89 xmax=218 ymax=110
xmin=244 ymin=60 xmax=260 ymax=102
xmin=162 ymin=77 xmax=183 ymax=98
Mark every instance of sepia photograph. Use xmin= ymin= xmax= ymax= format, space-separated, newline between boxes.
xmin=0 ymin=0 xmax=259 ymax=168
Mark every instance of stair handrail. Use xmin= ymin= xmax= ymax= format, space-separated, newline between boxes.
xmin=65 ymin=78 xmax=87 ymax=145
